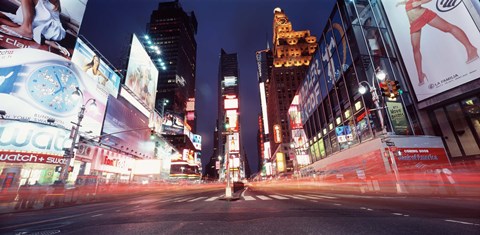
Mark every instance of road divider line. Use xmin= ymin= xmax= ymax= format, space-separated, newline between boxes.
xmin=91 ymin=214 xmax=103 ymax=217
xmin=243 ymin=196 xmax=255 ymax=201
xmin=308 ymin=194 xmax=337 ymax=199
xmin=256 ymin=195 xmax=272 ymax=200
xmin=444 ymin=219 xmax=477 ymax=226
xmin=392 ymin=213 xmax=403 ymax=216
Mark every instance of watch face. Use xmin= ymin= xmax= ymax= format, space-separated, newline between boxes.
xmin=27 ymin=64 xmax=81 ymax=115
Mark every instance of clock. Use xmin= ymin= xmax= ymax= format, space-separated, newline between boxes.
xmin=26 ymin=64 xmax=81 ymax=115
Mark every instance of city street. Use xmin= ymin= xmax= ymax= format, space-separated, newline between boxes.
xmin=1 ymin=184 xmax=479 ymax=235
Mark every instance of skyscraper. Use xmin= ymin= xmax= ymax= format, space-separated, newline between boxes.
xmin=266 ymin=8 xmax=317 ymax=174
xmin=147 ymin=0 xmax=198 ymax=132
xmin=216 ymin=49 xmax=244 ymax=180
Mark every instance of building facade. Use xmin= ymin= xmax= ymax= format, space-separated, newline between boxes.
xmin=147 ymin=0 xmax=198 ymax=132
xmin=264 ymin=8 xmax=318 ymax=175
xmin=216 ymin=49 xmax=244 ymax=181
xmin=290 ymin=0 xmax=480 ymax=182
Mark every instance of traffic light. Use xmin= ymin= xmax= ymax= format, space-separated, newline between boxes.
xmin=390 ymin=80 xmax=402 ymax=98
xmin=225 ymin=117 xmax=230 ymax=130
xmin=379 ymin=80 xmax=390 ymax=97
xmin=150 ymin=129 xmax=155 ymax=140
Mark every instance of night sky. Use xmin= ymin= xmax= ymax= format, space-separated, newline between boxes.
xmin=80 ymin=0 xmax=334 ymax=174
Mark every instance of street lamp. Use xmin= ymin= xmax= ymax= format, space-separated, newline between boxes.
xmin=160 ymin=98 xmax=169 ymax=117
xmin=357 ymin=69 xmax=387 ymax=134
xmin=60 ymin=87 xmax=96 ymax=183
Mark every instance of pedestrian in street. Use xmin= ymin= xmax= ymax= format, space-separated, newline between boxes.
xmin=27 ymin=181 xmax=41 ymax=209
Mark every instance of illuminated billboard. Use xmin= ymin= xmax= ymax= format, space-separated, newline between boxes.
xmin=228 ymin=133 xmax=240 ymax=153
xmin=335 ymin=126 xmax=353 ymax=143
xmin=102 ymin=95 xmax=154 ymax=158
xmin=224 ymin=76 xmax=237 ymax=87
xmin=125 ymin=34 xmax=158 ymax=110
xmin=162 ymin=111 xmax=184 ymax=135
xmin=186 ymin=98 xmax=195 ymax=111
xmin=0 ymin=120 xmax=70 ymax=158
xmin=259 ymin=82 xmax=269 ymax=134
xmin=0 ymin=0 xmax=88 ymax=59
xmin=382 ymin=0 xmax=480 ymax=101
xmin=149 ymin=110 xmax=163 ymax=134
xmin=288 ymin=95 xmax=302 ymax=129
xmin=192 ymin=134 xmax=202 ymax=150
xmin=0 ymin=48 xmax=107 ymax=136
xmin=273 ymin=124 xmax=282 ymax=144
xmin=276 ymin=152 xmax=285 ymax=172
xmin=225 ymin=109 xmax=238 ymax=131
xmin=292 ymin=129 xmax=307 ymax=147
xmin=224 ymin=98 xmax=239 ymax=110
xmin=71 ymin=38 xmax=121 ymax=97
xmin=299 ymin=55 xmax=323 ymax=123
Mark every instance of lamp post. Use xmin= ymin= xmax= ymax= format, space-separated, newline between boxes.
xmin=60 ymin=87 xmax=96 ymax=183
xmin=160 ymin=98 xmax=169 ymax=117
xmin=358 ymin=69 xmax=387 ymax=134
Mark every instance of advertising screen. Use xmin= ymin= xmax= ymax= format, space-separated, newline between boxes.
xmin=224 ymin=76 xmax=237 ymax=87
xmin=162 ymin=111 xmax=184 ymax=135
xmin=335 ymin=126 xmax=353 ymax=143
xmin=382 ymin=0 xmax=480 ymax=101
xmin=0 ymin=48 xmax=107 ymax=136
xmin=299 ymin=54 xmax=322 ymax=123
xmin=0 ymin=0 xmax=88 ymax=59
xmin=71 ymin=38 xmax=121 ymax=97
xmin=288 ymin=96 xmax=303 ymax=130
xmin=225 ymin=109 xmax=238 ymax=131
xmin=228 ymin=133 xmax=240 ymax=153
xmin=125 ymin=34 xmax=158 ymax=111
xmin=292 ymin=129 xmax=307 ymax=147
xmin=149 ymin=110 xmax=163 ymax=134
xmin=102 ymin=95 xmax=154 ymax=158
xmin=186 ymin=98 xmax=195 ymax=111
xmin=192 ymin=134 xmax=202 ymax=150
xmin=224 ymin=98 xmax=239 ymax=110
xmin=0 ymin=120 xmax=70 ymax=161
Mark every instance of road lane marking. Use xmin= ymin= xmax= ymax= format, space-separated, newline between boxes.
xmin=91 ymin=214 xmax=103 ymax=217
xmin=392 ymin=213 xmax=403 ymax=216
xmin=445 ymin=220 xmax=478 ymax=226
xmin=269 ymin=195 xmax=289 ymax=200
xmin=115 ymin=210 xmax=121 ymax=212
xmin=333 ymin=203 xmax=342 ymax=206
xmin=205 ymin=196 xmax=219 ymax=201
xmin=367 ymin=208 xmax=373 ymax=211
xmin=243 ymin=196 xmax=255 ymax=201
xmin=0 ymin=206 xmax=123 ymax=230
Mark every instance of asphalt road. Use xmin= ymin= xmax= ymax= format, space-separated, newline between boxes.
xmin=0 ymin=184 xmax=479 ymax=235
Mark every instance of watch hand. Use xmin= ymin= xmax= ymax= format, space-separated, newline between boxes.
xmin=55 ymin=73 xmax=63 ymax=89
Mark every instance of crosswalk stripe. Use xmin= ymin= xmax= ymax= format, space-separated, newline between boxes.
xmin=294 ymin=194 xmax=318 ymax=199
xmin=188 ymin=197 xmax=207 ymax=202
xmin=243 ymin=196 xmax=256 ymax=201
xmin=175 ymin=197 xmax=194 ymax=202
xmin=269 ymin=195 xmax=289 ymax=200
xmin=256 ymin=195 xmax=272 ymax=200
xmin=307 ymin=194 xmax=337 ymax=199
xmin=205 ymin=196 xmax=219 ymax=201
xmin=279 ymin=194 xmax=306 ymax=200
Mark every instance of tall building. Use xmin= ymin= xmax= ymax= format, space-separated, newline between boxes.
xmin=216 ymin=49 xmax=243 ymax=180
xmin=256 ymin=48 xmax=273 ymax=177
xmin=147 ymin=0 xmax=198 ymax=132
xmin=265 ymin=8 xmax=317 ymax=175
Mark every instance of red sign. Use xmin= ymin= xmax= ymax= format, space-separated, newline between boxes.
xmin=0 ymin=151 xmax=67 ymax=165
xmin=392 ymin=147 xmax=450 ymax=172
